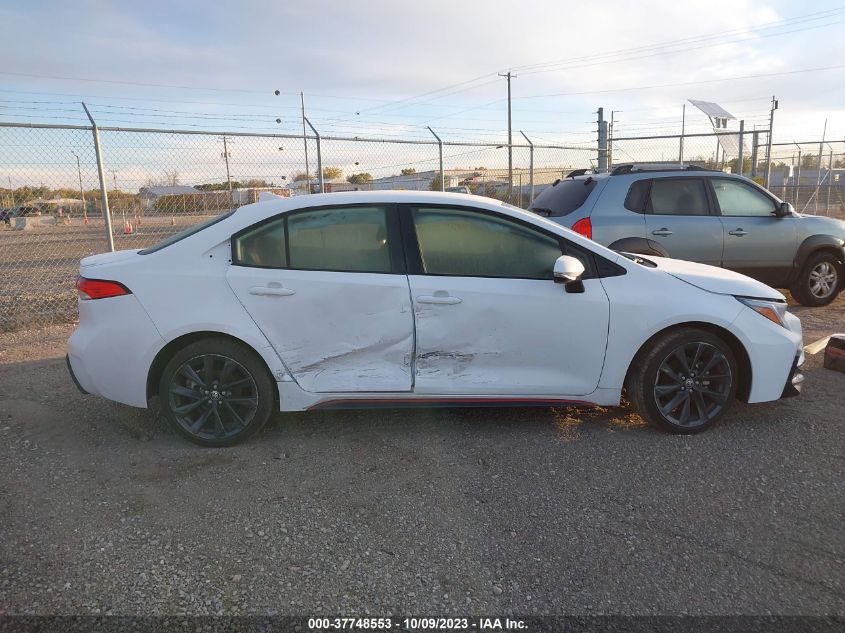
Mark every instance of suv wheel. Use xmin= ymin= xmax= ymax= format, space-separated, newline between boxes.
xmin=626 ymin=328 xmax=738 ymax=434
xmin=790 ymin=251 xmax=842 ymax=307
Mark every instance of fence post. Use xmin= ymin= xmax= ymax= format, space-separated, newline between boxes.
xmin=304 ymin=117 xmax=323 ymax=193
xmin=597 ymin=108 xmax=608 ymax=173
xmin=750 ymin=131 xmax=759 ymax=178
xmin=427 ymin=126 xmax=444 ymax=191
xmin=520 ymin=131 xmax=535 ymax=204
xmin=81 ymin=102 xmax=114 ymax=252
xmin=737 ymin=120 xmax=744 ymax=177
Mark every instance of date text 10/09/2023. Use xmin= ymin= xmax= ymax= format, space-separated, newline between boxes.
xmin=307 ymin=617 xmax=528 ymax=631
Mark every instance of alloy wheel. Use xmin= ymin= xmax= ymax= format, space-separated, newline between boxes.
xmin=653 ymin=342 xmax=732 ymax=428
xmin=809 ymin=262 xmax=838 ymax=299
xmin=168 ymin=354 xmax=259 ymax=441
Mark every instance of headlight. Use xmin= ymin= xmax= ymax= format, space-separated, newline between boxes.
xmin=736 ymin=296 xmax=788 ymax=327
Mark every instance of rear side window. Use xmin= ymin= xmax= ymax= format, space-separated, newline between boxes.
xmin=624 ymin=179 xmax=650 ymax=213
xmin=529 ymin=178 xmax=597 ymax=217
xmin=647 ymin=178 xmax=710 ymax=216
xmin=233 ymin=205 xmax=396 ymax=273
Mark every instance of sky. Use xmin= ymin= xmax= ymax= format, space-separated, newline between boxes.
xmin=1 ymin=0 xmax=845 ymax=189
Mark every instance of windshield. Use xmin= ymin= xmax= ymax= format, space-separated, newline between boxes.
xmin=138 ymin=211 xmax=234 ymax=254
xmin=529 ymin=178 xmax=597 ymax=217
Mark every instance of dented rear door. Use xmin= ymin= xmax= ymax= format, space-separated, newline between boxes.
xmin=226 ymin=204 xmax=414 ymax=393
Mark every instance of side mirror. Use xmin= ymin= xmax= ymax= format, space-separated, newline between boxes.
xmin=554 ymin=255 xmax=586 ymax=290
xmin=775 ymin=202 xmax=793 ymax=217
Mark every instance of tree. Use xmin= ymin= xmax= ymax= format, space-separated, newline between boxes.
xmin=292 ymin=172 xmax=311 ymax=182
xmin=430 ymin=173 xmax=447 ymax=191
xmin=322 ymin=166 xmax=343 ymax=180
xmin=400 ymin=168 xmax=416 ymax=176
xmin=346 ymin=172 xmax=373 ymax=185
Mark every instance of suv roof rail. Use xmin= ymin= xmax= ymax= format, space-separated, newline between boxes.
xmin=609 ymin=164 xmax=718 ymax=176
xmin=565 ymin=168 xmax=592 ymax=178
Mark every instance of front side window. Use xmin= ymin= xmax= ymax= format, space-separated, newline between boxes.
xmin=647 ymin=178 xmax=710 ymax=216
xmin=411 ymin=206 xmax=563 ymax=279
xmin=233 ymin=205 xmax=394 ymax=273
xmin=712 ymin=179 xmax=776 ymax=216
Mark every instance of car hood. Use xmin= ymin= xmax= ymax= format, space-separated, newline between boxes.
xmin=644 ymin=255 xmax=784 ymax=300
xmin=80 ymin=249 xmax=142 ymax=268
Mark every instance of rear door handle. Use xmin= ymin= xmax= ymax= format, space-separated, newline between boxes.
xmin=249 ymin=285 xmax=296 ymax=297
xmin=417 ymin=295 xmax=462 ymax=305
xmin=651 ymin=228 xmax=673 ymax=237
xmin=728 ymin=229 xmax=748 ymax=237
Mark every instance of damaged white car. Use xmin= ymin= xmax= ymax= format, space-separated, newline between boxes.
xmin=67 ymin=191 xmax=804 ymax=446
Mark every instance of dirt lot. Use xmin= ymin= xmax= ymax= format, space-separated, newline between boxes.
xmin=0 ymin=296 xmax=843 ymax=616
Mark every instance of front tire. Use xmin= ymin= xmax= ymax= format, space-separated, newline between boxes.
xmin=159 ymin=337 xmax=275 ymax=447
xmin=626 ymin=328 xmax=738 ymax=434
xmin=789 ymin=251 xmax=842 ymax=307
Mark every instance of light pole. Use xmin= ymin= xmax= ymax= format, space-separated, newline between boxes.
xmin=498 ymin=71 xmax=516 ymax=199
xmin=72 ymin=152 xmax=86 ymax=219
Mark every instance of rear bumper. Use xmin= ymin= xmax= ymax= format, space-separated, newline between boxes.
xmin=66 ymin=354 xmax=89 ymax=394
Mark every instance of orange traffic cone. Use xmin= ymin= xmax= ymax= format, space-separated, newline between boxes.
xmin=123 ymin=220 xmax=133 ymax=234
xmin=83 ymin=214 xmax=89 ymax=225
xmin=170 ymin=216 xmax=175 ymax=226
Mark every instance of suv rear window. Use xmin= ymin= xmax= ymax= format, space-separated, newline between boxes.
xmin=529 ymin=178 xmax=596 ymax=217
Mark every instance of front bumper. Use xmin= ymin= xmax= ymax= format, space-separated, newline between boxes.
xmin=780 ymin=353 xmax=805 ymax=398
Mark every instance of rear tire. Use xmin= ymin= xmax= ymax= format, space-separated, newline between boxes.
xmin=159 ymin=337 xmax=275 ymax=447
xmin=789 ymin=251 xmax=842 ymax=307
xmin=626 ymin=328 xmax=738 ymax=434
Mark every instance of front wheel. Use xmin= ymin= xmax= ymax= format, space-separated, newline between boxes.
xmin=159 ymin=337 xmax=275 ymax=447
xmin=789 ymin=251 xmax=842 ymax=307
xmin=626 ymin=328 xmax=738 ymax=434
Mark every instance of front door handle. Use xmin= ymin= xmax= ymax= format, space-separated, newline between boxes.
xmin=651 ymin=228 xmax=673 ymax=237
xmin=417 ymin=295 xmax=462 ymax=305
xmin=728 ymin=228 xmax=748 ymax=237
xmin=249 ymin=285 xmax=296 ymax=297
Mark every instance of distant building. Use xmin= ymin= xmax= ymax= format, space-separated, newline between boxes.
xmin=139 ymin=185 xmax=199 ymax=210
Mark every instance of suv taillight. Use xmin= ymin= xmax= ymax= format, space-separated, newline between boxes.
xmin=572 ymin=217 xmax=592 ymax=239
xmin=76 ymin=276 xmax=132 ymax=300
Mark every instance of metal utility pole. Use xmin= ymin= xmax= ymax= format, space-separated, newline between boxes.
xmin=301 ymin=92 xmax=311 ymax=190
xmin=112 ymin=170 xmax=118 ymax=191
xmin=221 ymin=136 xmax=233 ymax=192
xmin=764 ymin=95 xmax=778 ymax=187
xmin=498 ymin=71 xmax=516 ymax=198
xmin=597 ymin=108 xmax=608 ymax=172
xmin=72 ymin=152 xmax=86 ymax=211
xmin=679 ymin=104 xmax=685 ymax=165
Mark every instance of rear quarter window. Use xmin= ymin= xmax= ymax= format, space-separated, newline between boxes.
xmin=624 ymin=179 xmax=650 ymax=213
xmin=529 ymin=178 xmax=597 ymax=217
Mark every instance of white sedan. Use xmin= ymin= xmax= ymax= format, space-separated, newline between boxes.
xmin=67 ymin=191 xmax=804 ymax=446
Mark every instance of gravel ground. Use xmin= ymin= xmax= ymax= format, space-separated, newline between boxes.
xmin=0 ymin=295 xmax=843 ymax=616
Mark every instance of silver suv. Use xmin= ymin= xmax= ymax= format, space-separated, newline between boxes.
xmin=529 ymin=166 xmax=845 ymax=306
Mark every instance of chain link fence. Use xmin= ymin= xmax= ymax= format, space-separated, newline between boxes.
xmin=2 ymin=121 xmax=841 ymax=330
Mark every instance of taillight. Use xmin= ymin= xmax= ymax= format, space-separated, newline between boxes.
xmin=572 ymin=217 xmax=593 ymax=239
xmin=76 ymin=276 xmax=132 ymax=300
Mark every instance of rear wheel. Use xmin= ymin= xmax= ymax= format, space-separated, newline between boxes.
xmin=789 ymin=251 xmax=842 ymax=307
xmin=626 ymin=328 xmax=738 ymax=434
xmin=159 ymin=338 xmax=275 ymax=447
